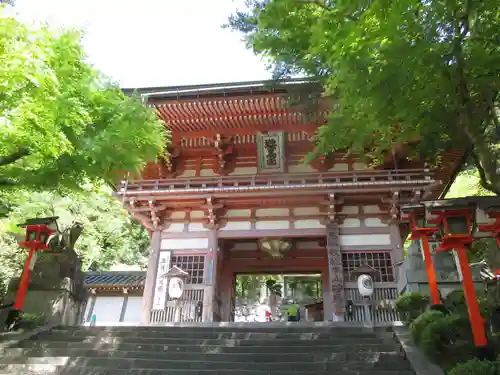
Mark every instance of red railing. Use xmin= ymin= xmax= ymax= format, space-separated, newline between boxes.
xmin=118 ymin=169 xmax=433 ymax=193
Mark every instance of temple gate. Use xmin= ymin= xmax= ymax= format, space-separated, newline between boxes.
xmin=117 ymin=79 xmax=463 ymax=324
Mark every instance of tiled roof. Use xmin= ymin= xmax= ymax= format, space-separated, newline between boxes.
xmin=85 ymin=271 xmax=146 ymax=288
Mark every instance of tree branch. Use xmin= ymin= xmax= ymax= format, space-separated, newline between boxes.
xmin=471 ymin=150 xmax=500 ymax=195
xmin=0 ymin=148 xmax=30 ymax=166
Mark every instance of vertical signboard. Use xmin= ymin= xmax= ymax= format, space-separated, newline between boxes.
xmin=152 ymin=251 xmax=171 ymax=310
xmin=326 ymin=222 xmax=345 ymax=318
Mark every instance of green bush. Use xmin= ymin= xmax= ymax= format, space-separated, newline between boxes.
xmin=410 ymin=310 xmax=444 ymax=345
xmin=396 ymin=292 xmax=429 ymax=323
xmin=447 ymin=359 xmax=498 ymax=375
xmin=420 ymin=314 xmax=474 ymax=367
xmin=444 ymin=290 xmax=467 ymax=315
xmin=18 ymin=313 xmax=46 ymax=330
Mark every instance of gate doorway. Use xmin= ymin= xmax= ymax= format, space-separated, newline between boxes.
xmin=232 ymin=273 xmax=324 ymax=322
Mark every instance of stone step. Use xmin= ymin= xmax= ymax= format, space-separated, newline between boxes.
xmin=0 ymin=356 xmax=413 ymax=371
xmin=16 ymin=340 xmax=402 ymax=354
xmin=54 ymin=326 xmax=392 ymax=336
xmin=45 ymin=328 xmax=392 ymax=340
xmin=2 ymin=347 xmax=406 ymax=364
xmin=56 ymin=324 xmax=392 ymax=334
xmin=27 ymin=334 xmax=392 ymax=347
xmin=0 ymin=364 xmax=416 ymax=375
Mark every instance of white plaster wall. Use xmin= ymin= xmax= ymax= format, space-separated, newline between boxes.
xmin=188 ymin=223 xmax=208 ymax=232
xmin=293 ymin=207 xmax=321 ymax=216
xmin=340 ymin=234 xmax=391 ymax=246
xmin=229 ymin=167 xmax=258 ymax=175
xmin=256 ymin=208 xmax=290 ymax=217
xmin=123 ymin=296 xmax=142 ymax=323
xmin=220 ymin=221 xmax=252 ymax=231
xmin=92 ymin=296 xmax=123 ymax=324
xmin=364 ymin=218 xmax=388 ymax=227
xmin=363 ymin=205 xmax=382 ymax=214
xmin=340 ymin=218 xmax=361 ymax=228
xmin=294 ymin=219 xmax=325 ymax=229
xmin=190 ymin=210 xmax=205 ymax=219
xmin=160 ymin=238 xmax=209 ymax=250
xmin=341 ymin=206 xmax=359 ymax=214
xmin=170 ymin=211 xmax=186 ymax=219
xmin=164 ymin=223 xmax=185 ymax=232
xmin=255 ymin=220 xmax=290 ymax=230
xmin=224 ymin=209 xmax=251 ymax=218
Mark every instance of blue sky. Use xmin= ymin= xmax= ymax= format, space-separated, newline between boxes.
xmin=13 ymin=0 xmax=270 ymax=88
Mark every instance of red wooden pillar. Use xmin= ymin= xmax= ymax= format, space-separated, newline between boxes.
xmin=420 ymin=236 xmax=441 ymax=306
xmin=454 ymin=246 xmax=487 ymax=347
xmin=13 ymin=248 xmax=37 ymax=310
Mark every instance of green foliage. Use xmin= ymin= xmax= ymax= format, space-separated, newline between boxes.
xmin=228 ymin=0 xmax=500 ymax=194
xmin=444 ymin=290 xmax=467 ymax=314
xmin=420 ymin=314 xmax=474 ymax=366
xmin=18 ymin=312 xmax=46 ymax=330
xmin=0 ymin=12 xmax=168 ymax=191
xmin=0 ymin=185 xmax=149 ymax=297
xmin=448 ymin=359 xmax=498 ymax=375
xmin=410 ymin=309 xmax=444 ymax=345
xmin=396 ymin=292 xmax=429 ymax=324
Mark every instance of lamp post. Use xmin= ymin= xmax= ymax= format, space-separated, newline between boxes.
xmin=425 ymin=204 xmax=488 ymax=353
xmin=401 ymin=206 xmax=441 ymax=306
xmin=5 ymin=217 xmax=59 ymax=329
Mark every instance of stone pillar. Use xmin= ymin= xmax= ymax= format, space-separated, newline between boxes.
xmin=326 ymin=222 xmax=345 ymax=321
xmin=140 ymin=230 xmax=161 ymax=325
xmin=390 ymin=223 xmax=404 ymax=269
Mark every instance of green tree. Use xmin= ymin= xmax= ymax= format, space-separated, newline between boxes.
xmin=227 ymin=0 xmax=500 ymax=194
xmin=0 ymin=11 xmax=168 ymax=190
xmin=0 ymin=184 xmax=150 ymax=296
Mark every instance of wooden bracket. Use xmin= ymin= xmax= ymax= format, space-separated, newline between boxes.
xmin=212 ymin=134 xmax=234 ymax=174
xmin=201 ymin=197 xmax=224 ymax=229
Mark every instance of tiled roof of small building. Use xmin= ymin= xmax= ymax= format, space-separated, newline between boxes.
xmin=85 ymin=271 xmax=146 ymax=288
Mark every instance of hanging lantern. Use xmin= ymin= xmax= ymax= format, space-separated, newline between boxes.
xmin=258 ymin=238 xmax=292 ymax=259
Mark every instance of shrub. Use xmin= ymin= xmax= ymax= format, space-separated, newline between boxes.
xmin=18 ymin=313 xmax=46 ymax=330
xmin=447 ymin=359 xmax=498 ymax=375
xmin=420 ymin=314 xmax=474 ymax=367
xmin=410 ymin=310 xmax=444 ymax=345
xmin=395 ymin=292 xmax=429 ymax=323
xmin=444 ymin=290 xmax=467 ymax=315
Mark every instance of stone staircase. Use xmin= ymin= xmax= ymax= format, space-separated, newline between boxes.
xmin=0 ymin=324 xmax=416 ymax=375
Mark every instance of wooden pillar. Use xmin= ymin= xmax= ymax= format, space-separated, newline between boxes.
xmin=204 ymin=229 xmax=219 ymax=322
xmin=141 ymin=230 xmax=161 ymax=325
xmin=326 ymin=222 xmax=345 ymax=321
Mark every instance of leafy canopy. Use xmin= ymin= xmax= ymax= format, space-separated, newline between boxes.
xmin=0 ymin=184 xmax=150 ymax=297
xmin=0 ymin=11 xmax=168 ymax=190
xmin=227 ymin=0 xmax=500 ymax=194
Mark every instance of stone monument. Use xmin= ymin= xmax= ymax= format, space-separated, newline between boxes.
xmin=397 ymin=239 xmax=480 ymax=298
xmin=4 ymin=223 xmax=86 ymax=326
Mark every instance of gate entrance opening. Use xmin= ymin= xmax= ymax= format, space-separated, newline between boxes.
xmin=233 ymin=273 xmax=324 ymax=322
